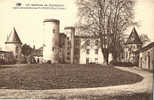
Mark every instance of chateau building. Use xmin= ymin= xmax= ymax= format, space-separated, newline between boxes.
xmin=42 ymin=19 xmax=108 ymax=64
xmin=123 ymin=27 xmax=143 ymax=64
xmin=63 ymin=27 xmax=75 ymax=64
xmin=59 ymin=33 xmax=80 ymax=64
xmin=42 ymin=19 xmax=116 ymax=64
xmin=42 ymin=19 xmax=80 ymax=64
xmin=1 ymin=21 xmax=152 ymax=66
xmin=138 ymin=42 xmax=154 ymax=71
xmin=79 ymin=38 xmax=103 ymax=64
xmin=5 ymin=27 xmax=22 ymax=60
xmin=0 ymin=27 xmax=22 ymax=64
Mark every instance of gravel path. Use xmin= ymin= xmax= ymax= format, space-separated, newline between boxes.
xmin=0 ymin=66 xmax=153 ymax=99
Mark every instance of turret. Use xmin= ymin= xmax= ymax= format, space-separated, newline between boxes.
xmin=43 ymin=19 xmax=60 ymax=63
xmin=5 ymin=27 xmax=22 ymax=59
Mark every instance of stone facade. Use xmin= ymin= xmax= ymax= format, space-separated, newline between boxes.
xmin=5 ymin=27 xmax=22 ymax=63
xmin=74 ymin=36 xmax=81 ymax=64
xmin=64 ymin=27 xmax=75 ymax=64
xmin=123 ymin=27 xmax=143 ymax=65
xmin=79 ymin=38 xmax=112 ymax=64
xmin=139 ymin=42 xmax=154 ymax=71
xmin=43 ymin=19 xmax=80 ymax=64
xmin=42 ymin=19 xmax=114 ymax=64
xmin=79 ymin=38 xmax=104 ymax=64
xmin=59 ymin=33 xmax=67 ymax=63
xmin=58 ymin=31 xmax=80 ymax=64
xmin=43 ymin=19 xmax=60 ymax=63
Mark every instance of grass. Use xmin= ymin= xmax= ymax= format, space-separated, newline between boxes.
xmin=0 ymin=64 xmax=143 ymax=90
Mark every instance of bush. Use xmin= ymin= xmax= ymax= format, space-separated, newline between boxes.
xmin=110 ymin=60 xmax=135 ymax=67
xmin=27 ymin=56 xmax=36 ymax=64
xmin=47 ymin=60 xmax=51 ymax=64
xmin=16 ymin=56 xmax=27 ymax=64
xmin=0 ymin=59 xmax=5 ymax=64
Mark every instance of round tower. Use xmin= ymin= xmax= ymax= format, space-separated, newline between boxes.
xmin=64 ymin=27 xmax=75 ymax=64
xmin=43 ymin=19 xmax=60 ymax=63
xmin=5 ymin=27 xmax=22 ymax=60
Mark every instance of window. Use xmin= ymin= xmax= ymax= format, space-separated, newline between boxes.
xmin=67 ymin=57 xmax=70 ymax=60
xmin=16 ymin=47 xmax=19 ymax=53
xmin=86 ymin=49 xmax=90 ymax=54
xmin=95 ymin=58 xmax=98 ymax=61
xmin=137 ymin=45 xmax=141 ymax=48
xmin=74 ymin=49 xmax=79 ymax=55
xmin=95 ymin=49 xmax=98 ymax=54
xmin=76 ymin=41 xmax=80 ymax=45
xmin=95 ymin=40 xmax=99 ymax=46
xmin=95 ymin=58 xmax=98 ymax=63
xmin=148 ymin=52 xmax=150 ymax=56
xmin=87 ymin=40 xmax=90 ymax=46
xmin=126 ymin=52 xmax=128 ymax=58
xmin=145 ymin=56 xmax=147 ymax=61
xmin=52 ymin=47 xmax=55 ymax=51
xmin=121 ymin=53 xmax=124 ymax=59
xmin=67 ymin=52 xmax=70 ymax=55
xmin=53 ymin=29 xmax=56 ymax=33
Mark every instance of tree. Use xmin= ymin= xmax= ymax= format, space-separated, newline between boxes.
xmin=76 ymin=0 xmax=135 ymax=64
xmin=21 ymin=44 xmax=33 ymax=63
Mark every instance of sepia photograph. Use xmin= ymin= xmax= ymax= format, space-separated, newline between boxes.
xmin=0 ymin=0 xmax=153 ymax=99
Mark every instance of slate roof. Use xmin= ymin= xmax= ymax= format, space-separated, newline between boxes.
xmin=139 ymin=42 xmax=154 ymax=52
xmin=0 ymin=51 xmax=10 ymax=54
xmin=5 ymin=27 xmax=22 ymax=44
xmin=126 ymin=27 xmax=143 ymax=44
xmin=64 ymin=26 xmax=75 ymax=30
xmin=43 ymin=19 xmax=60 ymax=23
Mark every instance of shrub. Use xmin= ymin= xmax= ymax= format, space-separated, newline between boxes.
xmin=110 ymin=60 xmax=135 ymax=67
xmin=47 ymin=60 xmax=51 ymax=64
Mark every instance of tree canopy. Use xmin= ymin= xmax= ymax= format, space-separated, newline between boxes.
xmin=76 ymin=0 xmax=135 ymax=64
xmin=21 ymin=44 xmax=33 ymax=57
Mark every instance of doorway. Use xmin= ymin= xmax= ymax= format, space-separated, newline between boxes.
xmin=148 ymin=52 xmax=150 ymax=70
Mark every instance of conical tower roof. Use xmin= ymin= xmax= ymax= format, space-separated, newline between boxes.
xmin=126 ymin=27 xmax=142 ymax=44
xmin=5 ymin=27 xmax=22 ymax=44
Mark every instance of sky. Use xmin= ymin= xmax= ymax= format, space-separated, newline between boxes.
xmin=0 ymin=0 xmax=154 ymax=48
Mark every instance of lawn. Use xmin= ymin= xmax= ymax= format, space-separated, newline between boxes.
xmin=0 ymin=64 xmax=143 ymax=90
